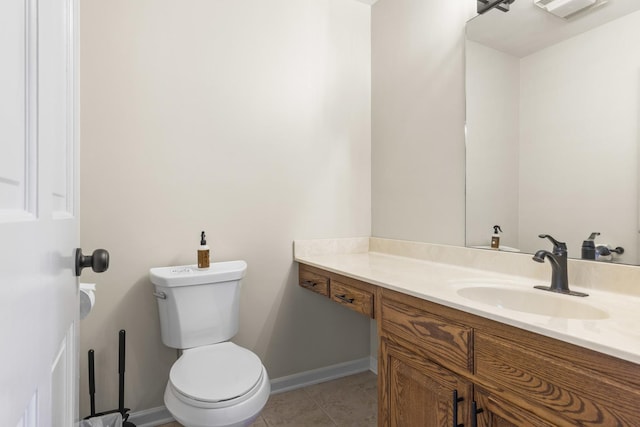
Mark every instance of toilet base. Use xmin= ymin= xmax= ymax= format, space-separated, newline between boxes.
xmin=164 ymin=366 xmax=270 ymax=427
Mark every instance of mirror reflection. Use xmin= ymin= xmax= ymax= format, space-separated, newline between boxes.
xmin=465 ymin=0 xmax=640 ymax=264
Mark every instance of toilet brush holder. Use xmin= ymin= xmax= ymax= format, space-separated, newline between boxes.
xmin=84 ymin=330 xmax=136 ymax=427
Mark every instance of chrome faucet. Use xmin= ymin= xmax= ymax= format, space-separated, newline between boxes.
xmin=532 ymin=234 xmax=588 ymax=297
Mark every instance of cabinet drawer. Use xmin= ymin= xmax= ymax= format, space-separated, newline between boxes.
xmin=380 ymin=297 xmax=472 ymax=372
xmin=299 ymin=267 xmax=329 ymax=296
xmin=475 ymin=332 xmax=640 ymax=426
xmin=475 ymin=387 xmax=556 ymax=427
xmin=330 ymin=280 xmax=374 ymax=318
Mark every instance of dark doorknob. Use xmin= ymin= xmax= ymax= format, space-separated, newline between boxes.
xmin=75 ymin=248 xmax=110 ymax=277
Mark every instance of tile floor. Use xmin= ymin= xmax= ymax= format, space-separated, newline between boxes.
xmin=157 ymin=371 xmax=377 ymax=427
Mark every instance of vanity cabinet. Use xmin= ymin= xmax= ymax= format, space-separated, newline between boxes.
xmin=298 ymin=264 xmax=375 ymax=318
xmin=378 ymin=287 xmax=640 ymax=427
xmin=297 ymin=262 xmax=640 ymax=426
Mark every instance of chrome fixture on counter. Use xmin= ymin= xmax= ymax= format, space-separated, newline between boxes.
xmin=532 ymin=234 xmax=588 ymax=297
xmin=581 ymin=232 xmax=625 ymax=261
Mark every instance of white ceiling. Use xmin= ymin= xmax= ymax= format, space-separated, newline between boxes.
xmin=353 ymin=0 xmax=379 ymax=5
xmin=467 ymin=0 xmax=640 ymax=57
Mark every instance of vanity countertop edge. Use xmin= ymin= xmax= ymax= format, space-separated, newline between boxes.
xmin=294 ymin=237 xmax=640 ymax=365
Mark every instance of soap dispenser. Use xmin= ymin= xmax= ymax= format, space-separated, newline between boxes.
xmin=198 ymin=231 xmax=210 ymax=269
xmin=491 ymin=225 xmax=502 ymax=249
xmin=581 ymin=232 xmax=600 ymax=260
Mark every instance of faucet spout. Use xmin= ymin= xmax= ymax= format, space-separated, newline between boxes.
xmin=532 ymin=249 xmax=551 ymax=263
xmin=533 ymin=251 xmax=568 ymax=293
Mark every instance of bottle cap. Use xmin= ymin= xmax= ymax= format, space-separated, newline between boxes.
xmin=200 ymin=231 xmax=207 ymax=246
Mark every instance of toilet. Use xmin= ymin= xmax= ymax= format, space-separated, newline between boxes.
xmin=150 ymin=261 xmax=270 ymax=427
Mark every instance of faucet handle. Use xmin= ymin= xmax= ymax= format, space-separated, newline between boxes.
xmin=538 ymin=234 xmax=567 ymax=254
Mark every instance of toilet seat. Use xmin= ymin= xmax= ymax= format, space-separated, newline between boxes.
xmin=169 ymin=342 xmax=264 ymax=408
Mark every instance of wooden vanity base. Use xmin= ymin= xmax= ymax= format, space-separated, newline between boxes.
xmin=298 ymin=263 xmax=640 ymax=427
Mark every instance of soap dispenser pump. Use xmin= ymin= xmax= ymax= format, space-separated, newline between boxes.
xmin=491 ymin=225 xmax=502 ymax=249
xmin=198 ymin=231 xmax=210 ymax=269
xmin=581 ymin=232 xmax=600 ymax=260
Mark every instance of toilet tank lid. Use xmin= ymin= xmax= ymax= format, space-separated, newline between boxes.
xmin=149 ymin=261 xmax=247 ymax=287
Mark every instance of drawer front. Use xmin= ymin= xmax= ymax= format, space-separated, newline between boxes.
xmin=475 ymin=387 xmax=556 ymax=427
xmin=475 ymin=332 xmax=640 ymax=426
xmin=299 ymin=267 xmax=329 ymax=296
xmin=380 ymin=297 xmax=472 ymax=372
xmin=330 ymin=280 xmax=374 ymax=318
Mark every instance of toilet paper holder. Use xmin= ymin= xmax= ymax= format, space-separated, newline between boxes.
xmin=75 ymin=248 xmax=110 ymax=277
xmin=80 ymin=283 xmax=96 ymax=320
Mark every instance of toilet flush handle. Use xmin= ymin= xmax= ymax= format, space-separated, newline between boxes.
xmin=153 ymin=291 xmax=167 ymax=299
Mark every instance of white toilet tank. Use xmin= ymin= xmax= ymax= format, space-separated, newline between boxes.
xmin=150 ymin=261 xmax=247 ymax=349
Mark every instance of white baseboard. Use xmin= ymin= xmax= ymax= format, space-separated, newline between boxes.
xmin=128 ymin=357 xmax=376 ymax=426
xmin=270 ymin=356 xmax=373 ymax=394
xmin=127 ymin=406 xmax=173 ymax=427
xmin=369 ymin=356 xmax=378 ymax=375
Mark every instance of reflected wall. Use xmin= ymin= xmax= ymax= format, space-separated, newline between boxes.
xmin=466 ymin=7 xmax=640 ymax=264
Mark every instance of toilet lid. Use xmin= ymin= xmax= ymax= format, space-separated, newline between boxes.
xmin=169 ymin=342 xmax=263 ymax=403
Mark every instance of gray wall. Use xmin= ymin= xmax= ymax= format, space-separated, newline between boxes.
xmin=80 ymin=0 xmax=479 ymax=416
xmin=371 ymin=0 xmax=475 ymax=245
xmin=79 ymin=0 xmax=371 ymax=415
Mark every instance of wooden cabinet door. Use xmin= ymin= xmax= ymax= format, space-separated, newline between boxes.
xmin=474 ymin=388 xmax=556 ymax=427
xmin=380 ymin=338 xmax=473 ymax=427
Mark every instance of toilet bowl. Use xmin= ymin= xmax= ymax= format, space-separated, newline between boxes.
xmin=149 ymin=262 xmax=270 ymax=427
xmin=164 ymin=343 xmax=270 ymax=427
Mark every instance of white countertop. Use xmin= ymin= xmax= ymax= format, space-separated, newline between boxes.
xmin=295 ymin=248 xmax=640 ymax=365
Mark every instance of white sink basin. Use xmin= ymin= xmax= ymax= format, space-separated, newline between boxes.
xmin=457 ymin=286 xmax=609 ymax=320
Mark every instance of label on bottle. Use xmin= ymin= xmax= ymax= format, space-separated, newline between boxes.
xmin=198 ymin=249 xmax=210 ymax=269
xmin=491 ymin=236 xmax=500 ymax=249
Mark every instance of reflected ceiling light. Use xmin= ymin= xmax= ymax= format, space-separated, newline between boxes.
xmin=534 ymin=0 xmax=608 ymax=19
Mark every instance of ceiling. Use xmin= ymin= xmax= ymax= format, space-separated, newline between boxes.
xmin=467 ymin=0 xmax=640 ymax=57
xmin=353 ymin=0 xmax=379 ymax=5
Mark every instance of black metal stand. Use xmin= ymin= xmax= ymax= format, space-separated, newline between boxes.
xmin=119 ymin=330 xmax=136 ymax=427
xmin=84 ymin=330 xmax=136 ymax=426
xmin=88 ymin=350 xmax=96 ymax=417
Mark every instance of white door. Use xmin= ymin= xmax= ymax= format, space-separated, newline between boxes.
xmin=1 ymin=0 xmax=80 ymax=426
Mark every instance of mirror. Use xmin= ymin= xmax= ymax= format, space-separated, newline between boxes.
xmin=465 ymin=0 xmax=640 ymax=264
